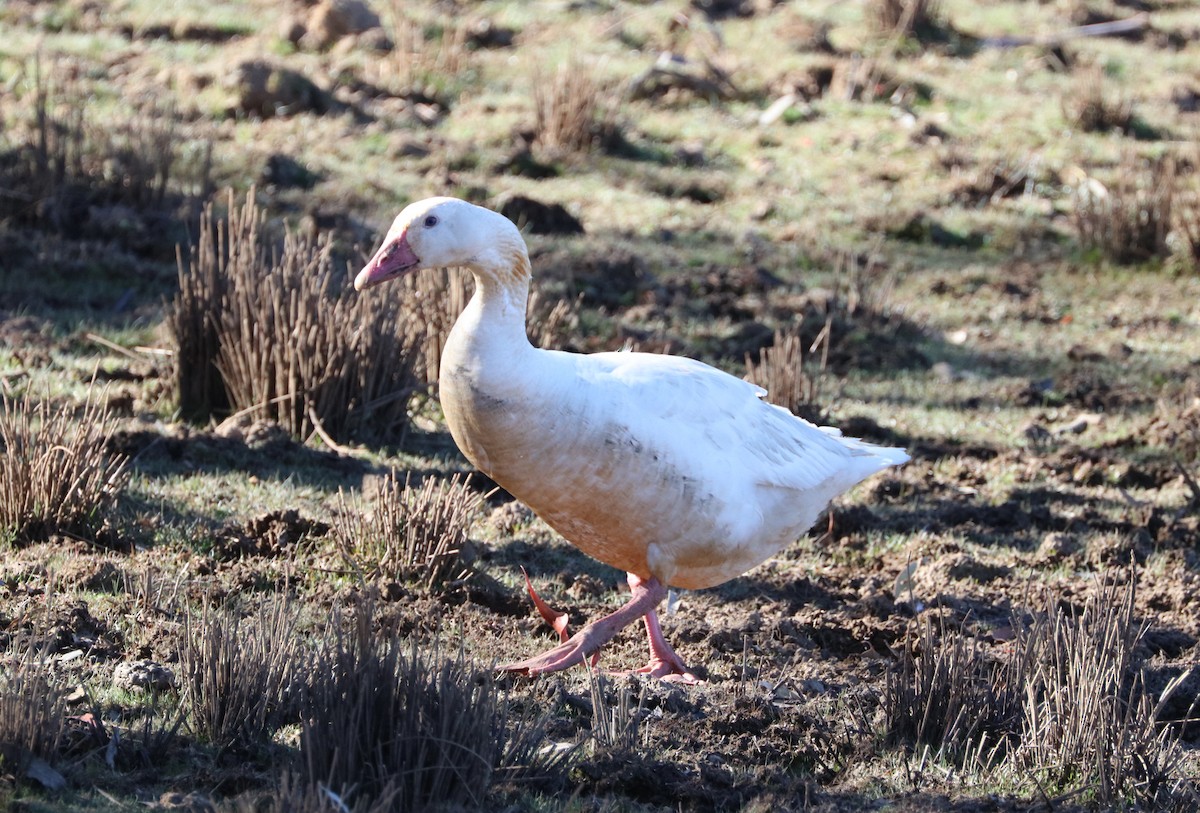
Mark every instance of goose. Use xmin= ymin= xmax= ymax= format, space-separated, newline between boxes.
xmin=355 ymin=197 xmax=908 ymax=682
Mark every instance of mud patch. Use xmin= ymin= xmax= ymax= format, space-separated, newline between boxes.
xmin=212 ymin=509 xmax=330 ymax=560
xmin=0 ymin=313 xmax=56 ymax=368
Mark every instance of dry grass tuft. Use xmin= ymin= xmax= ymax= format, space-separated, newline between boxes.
xmin=532 ymin=60 xmax=623 ymax=156
xmin=384 ymin=1 xmax=471 ymax=101
xmin=1171 ymin=167 xmax=1200 ymax=272
xmin=0 ymin=642 xmax=68 ymax=780
xmin=393 ymin=266 xmax=472 ymax=387
xmin=587 ymin=667 xmax=648 ymax=753
xmin=744 ymin=328 xmax=826 ymax=419
xmin=885 ymin=580 xmax=1199 ymax=807
xmin=302 ymin=603 xmax=557 ymax=810
xmin=527 ymin=287 xmax=583 ymax=351
xmin=1070 ymin=154 xmax=1176 ymax=264
xmin=1063 ymin=68 xmax=1134 ymax=134
xmin=171 ymin=188 xmax=421 ymax=441
xmin=884 ymin=614 xmax=1018 ymax=769
xmin=0 ymin=56 xmax=209 ymax=238
xmin=334 ymin=471 xmax=482 ymax=591
xmin=0 ymin=387 xmax=129 ymax=547
xmin=219 ymin=773 xmax=394 ymax=813
xmin=869 ymin=0 xmax=943 ymax=40
xmin=177 ymin=598 xmax=304 ymax=751
xmin=1012 ymin=581 xmax=1196 ymax=808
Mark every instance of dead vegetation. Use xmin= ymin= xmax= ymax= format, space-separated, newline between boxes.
xmin=0 ymin=56 xmax=209 ymax=249
xmin=532 ymin=60 xmax=624 ymax=156
xmin=869 ymin=0 xmax=945 ymax=41
xmin=1063 ymin=67 xmax=1135 ymax=134
xmin=383 ymin=0 xmax=472 ymax=101
xmin=300 ymin=601 xmax=564 ymax=811
xmin=1069 ymin=154 xmax=1176 ymax=264
xmin=171 ymin=189 xmax=420 ymax=442
xmin=0 ymin=643 xmax=67 ymax=783
xmin=884 ymin=614 xmax=1017 ymax=769
xmin=392 ymin=266 xmax=471 ymax=386
xmin=1011 ymin=583 xmax=1196 ymax=808
xmin=744 ymin=328 xmax=826 ymax=419
xmin=334 ymin=471 xmax=482 ymax=591
xmin=0 ymin=386 xmax=129 ymax=547
xmin=885 ymin=581 xmax=1199 ymax=808
xmin=177 ymin=598 xmax=304 ymax=751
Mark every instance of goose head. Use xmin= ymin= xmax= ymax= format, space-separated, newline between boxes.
xmin=354 ymin=197 xmax=528 ymax=291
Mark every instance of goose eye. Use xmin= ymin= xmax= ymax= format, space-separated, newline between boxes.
xmin=424 ymin=215 xmax=439 ymax=228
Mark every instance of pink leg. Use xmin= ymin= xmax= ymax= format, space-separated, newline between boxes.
xmin=628 ymin=607 xmax=701 ymax=683
xmin=520 ymin=567 xmax=570 ymax=642
xmin=499 ymin=575 xmax=668 ymax=677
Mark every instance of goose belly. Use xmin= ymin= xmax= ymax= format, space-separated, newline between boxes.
xmin=485 ymin=423 xmax=788 ymax=590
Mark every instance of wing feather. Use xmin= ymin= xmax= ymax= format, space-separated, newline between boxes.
xmin=566 ymin=351 xmax=903 ymax=495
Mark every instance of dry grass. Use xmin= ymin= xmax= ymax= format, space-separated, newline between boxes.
xmin=177 ymin=598 xmax=304 ymax=751
xmin=0 ymin=56 xmax=209 ymax=235
xmin=884 ymin=580 xmax=1198 ymax=807
xmin=393 ymin=266 xmax=471 ymax=387
xmin=1070 ymin=154 xmax=1176 ymax=264
xmin=301 ymin=605 xmax=505 ymax=810
xmin=1171 ymin=166 xmax=1200 ymax=272
xmin=744 ymin=328 xmax=825 ymax=418
xmin=587 ymin=668 xmax=647 ymax=754
xmin=381 ymin=1 xmax=471 ymax=103
xmin=334 ymin=471 xmax=482 ymax=591
xmin=1063 ymin=68 xmax=1134 ymax=134
xmin=217 ymin=773 xmax=394 ymax=813
xmin=532 ymin=60 xmax=623 ymax=156
xmin=171 ymin=188 xmax=421 ymax=441
xmin=883 ymin=615 xmax=1017 ymax=769
xmin=1012 ymin=581 xmax=1197 ymax=808
xmin=869 ymin=0 xmax=943 ymax=40
xmin=0 ymin=642 xmax=68 ymax=781
xmin=527 ymin=287 xmax=583 ymax=351
xmin=0 ymin=386 xmax=129 ymax=547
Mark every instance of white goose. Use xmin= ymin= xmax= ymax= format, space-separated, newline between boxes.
xmin=355 ymin=197 xmax=908 ymax=681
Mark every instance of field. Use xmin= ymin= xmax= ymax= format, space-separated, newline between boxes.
xmin=1 ymin=0 xmax=1199 ymax=810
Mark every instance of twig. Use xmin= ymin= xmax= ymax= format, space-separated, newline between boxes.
xmin=133 ymin=345 xmax=174 ymax=357
xmin=87 ymin=332 xmax=173 ymax=360
xmin=86 ymin=332 xmax=144 ymax=361
xmin=306 ymin=405 xmax=362 ymax=458
xmin=1175 ymin=458 xmax=1200 ymax=507
xmin=980 ymin=12 xmax=1149 ymax=49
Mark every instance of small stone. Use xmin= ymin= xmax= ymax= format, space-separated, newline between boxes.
xmin=303 ymin=0 xmax=381 ymax=50
xmin=114 ymin=659 xmax=175 ymax=691
xmin=279 ymin=16 xmax=306 ymax=45
xmin=225 ymin=59 xmax=328 ymax=118
xmin=1022 ymin=421 xmax=1053 ymax=445
xmin=1037 ymin=531 xmax=1078 ymax=561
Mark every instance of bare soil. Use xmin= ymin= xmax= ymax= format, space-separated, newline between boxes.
xmin=2 ymin=0 xmax=1200 ymax=810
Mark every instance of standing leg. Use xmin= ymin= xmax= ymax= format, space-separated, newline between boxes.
xmin=627 ymin=575 xmax=701 ymax=683
xmin=499 ymin=575 xmax=668 ymax=676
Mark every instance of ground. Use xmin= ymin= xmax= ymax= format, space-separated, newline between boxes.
xmin=0 ymin=0 xmax=1199 ymax=811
